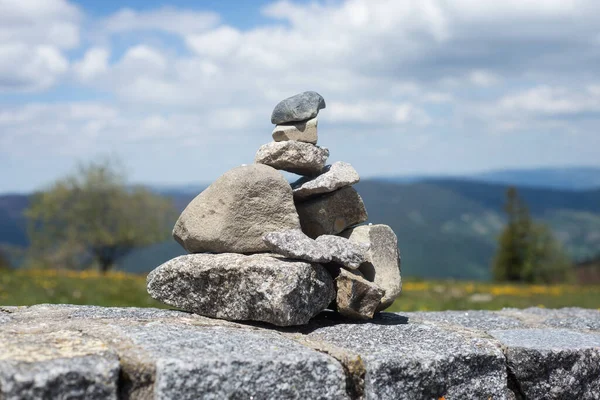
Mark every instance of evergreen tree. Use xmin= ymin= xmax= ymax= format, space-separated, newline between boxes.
xmin=492 ymin=187 xmax=572 ymax=283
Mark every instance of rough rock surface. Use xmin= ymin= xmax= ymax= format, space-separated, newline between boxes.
xmin=0 ymin=305 xmax=347 ymax=400
xmin=315 ymin=235 xmax=368 ymax=269
xmin=489 ymin=328 xmax=600 ymax=399
xmin=292 ymin=161 xmax=360 ymax=200
xmin=272 ymin=117 xmax=318 ymax=144
xmin=2 ymin=306 xmax=600 ymax=399
xmin=263 ymin=229 xmax=331 ymax=263
xmin=255 ymin=141 xmax=329 ymax=176
xmin=173 ymin=164 xmax=300 ymax=254
xmin=271 ymin=91 xmax=326 ymax=124
xmin=147 ymin=253 xmax=335 ymax=326
xmin=341 ymin=224 xmax=401 ymax=311
xmin=335 ymin=269 xmax=384 ymax=319
xmin=0 ymin=330 xmax=119 ymax=400
xmin=306 ymin=313 xmax=508 ymax=399
xmin=296 ymin=187 xmax=368 ymax=238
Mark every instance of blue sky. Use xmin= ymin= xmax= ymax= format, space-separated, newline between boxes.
xmin=1 ymin=0 xmax=600 ymax=192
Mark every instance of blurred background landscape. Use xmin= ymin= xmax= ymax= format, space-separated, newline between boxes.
xmin=1 ymin=0 xmax=599 ymax=311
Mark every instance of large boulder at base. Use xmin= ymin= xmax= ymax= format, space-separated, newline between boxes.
xmin=271 ymin=91 xmax=326 ymax=125
xmin=341 ymin=224 xmax=401 ymax=311
xmin=335 ymin=269 xmax=385 ymax=320
xmin=296 ymin=186 xmax=368 ymax=238
xmin=147 ymin=253 xmax=335 ymax=327
xmin=255 ymin=141 xmax=329 ymax=176
xmin=173 ymin=164 xmax=300 ymax=254
xmin=263 ymin=229 xmax=331 ymax=263
xmin=292 ymin=161 xmax=360 ymax=200
xmin=272 ymin=117 xmax=318 ymax=144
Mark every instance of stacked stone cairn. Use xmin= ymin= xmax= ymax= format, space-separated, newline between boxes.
xmin=147 ymin=91 xmax=402 ymax=327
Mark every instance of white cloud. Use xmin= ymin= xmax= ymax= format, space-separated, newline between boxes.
xmin=0 ymin=0 xmax=80 ymax=91
xmin=73 ymin=47 xmax=109 ymax=82
xmin=101 ymin=6 xmax=219 ymax=36
xmin=2 ymin=0 xmax=600 ymax=191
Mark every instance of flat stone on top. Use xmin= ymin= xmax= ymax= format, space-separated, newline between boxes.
xmin=272 ymin=117 xmax=318 ymax=144
xmin=271 ymin=91 xmax=326 ymax=125
xmin=255 ymin=141 xmax=329 ymax=176
xmin=292 ymin=161 xmax=360 ymax=200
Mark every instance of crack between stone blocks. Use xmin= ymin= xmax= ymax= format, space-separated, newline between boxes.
xmin=284 ymin=334 xmax=366 ymax=400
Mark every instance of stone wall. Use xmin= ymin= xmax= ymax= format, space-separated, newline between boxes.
xmin=0 ymin=305 xmax=599 ymax=399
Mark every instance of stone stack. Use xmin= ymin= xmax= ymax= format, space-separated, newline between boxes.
xmin=147 ymin=91 xmax=402 ymax=326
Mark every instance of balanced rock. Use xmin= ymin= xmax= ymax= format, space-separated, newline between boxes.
xmin=341 ymin=224 xmax=401 ymax=311
xmin=271 ymin=91 xmax=326 ymax=125
xmin=335 ymin=269 xmax=385 ymax=320
xmin=315 ymin=235 xmax=368 ymax=269
xmin=255 ymin=141 xmax=329 ymax=176
xmin=296 ymin=186 xmax=368 ymax=238
xmin=263 ymin=229 xmax=331 ymax=263
xmin=272 ymin=117 xmax=318 ymax=144
xmin=173 ymin=164 xmax=300 ymax=254
xmin=292 ymin=161 xmax=360 ymax=200
xmin=147 ymin=253 xmax=335 ymax=327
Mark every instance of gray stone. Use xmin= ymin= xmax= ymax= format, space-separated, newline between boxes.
xmin=408 ymin=310 xmax=527 ymax=331
xmin=263 ymin=229 xmax=332 ymax=263
xmin=255 ymin=141 xmax=329 ymax=176
xmin=296 ymin=187 xmax=368 ymax=238
xmin=501 ymin=307 xmax=600 ymax=331
xmin=341 ymin=224 xmax=401 ymax=311
xmin=0 ymin=330 xmax=119 ymax=400
xmin=0 ymin=305 xmax=349 ymax=400
xmin=115 ymin=324 xmax=348 ymax=400
xmin=271 ymin=91 xmax=326 ymax=124
xmin=272 ymin=117 xmax=318 ymax=144
xmin=173 ymin=164 xmax=300 ymax=254
xmin=489 ymin=329 xmax=600 ymax=399
xmin=292 ymin=161 xmax=360 ymax=200
xmin=335 ymin=269 xmax=384 ymax=320
xmin=147 ymin=253 xmax=335 ymax=327
xmin=316 ymin=235 xmax=368 ymax=269
xmin=306 ymin=316 xmax=507 ymax=399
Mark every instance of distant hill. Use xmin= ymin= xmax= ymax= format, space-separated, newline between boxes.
xmin=472 ymin=167 xmax=600 ymax=190
xmin=377 ymin=166 xmax=600 ymax=191
xmin=2 ymin=175 xmax=600 ymax=280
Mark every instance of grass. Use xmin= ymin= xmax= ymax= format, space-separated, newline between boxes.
xmin=1 ymin=268 xmax=600 ymax=311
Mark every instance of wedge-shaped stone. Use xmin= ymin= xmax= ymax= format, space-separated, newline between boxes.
xmin=315 ymin=235 xmax=368 ymax=269
xmin=272 ymin=117 xmax=318 ymax=144
xmin=255 ymin=141 xmax=329 ymax=176
xmin=296 ymin=186 xmax=368 ymax=238
xmin=292 ymin=161 xmax=360 ymax=200
xmin=173 ymin=164 xmax=300 ymax=253
xmin=271 ymin=91 xmax=326 ymax=124
xmin=147 ymin=253 xmax=335 ymax=327
xmin=489 ymin=329 xmax=600 ymax=399
xmin=263 ymin=229 xmax=332 ymax=263
xmin=341 ymin=224 xmax=401 ymax=311
xmin=335 ymin=269 xmax=384 ymax=320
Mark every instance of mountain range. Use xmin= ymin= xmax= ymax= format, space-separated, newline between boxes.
xmin=2 ymin=166 xmax=599 ymax=280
